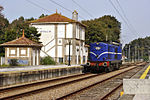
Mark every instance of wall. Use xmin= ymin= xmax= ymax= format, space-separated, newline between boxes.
xmin=4 ymin=47 xmax=41 ymax=66
xmin=0 ymin=66 xmax=83 ymax=87
xmin=31 ymin=22 xmax=87 ymax=65
xmin=5 ymin=47 xmax=30 ymax=65
xmin=0 ymin=57 xmax=5 ymax=65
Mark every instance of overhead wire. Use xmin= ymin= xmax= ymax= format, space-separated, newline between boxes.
xmin=48 ymin=0 xmax=86 ymax=20
xmin=25 ymin=0 xmax=52 ymax=13
xmin=116 ymin=0 xmax=139 ymax=36
xmin=72 ymin=0 xmax=94 ymax=18
xmin=108 ymin=0 xmax=139 ymax=38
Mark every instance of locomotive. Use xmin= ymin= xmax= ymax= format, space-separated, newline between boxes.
xmin=83 ymin=42 xmax=122 ymax=73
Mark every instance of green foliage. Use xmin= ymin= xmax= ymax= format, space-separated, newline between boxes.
xmin=0 ymin=11 xmax=41 ymax=56
xmin=123 ymin=36 xmax=150 ymax=61
xmin=39 ymin=14 xmax=48 ymax=18
xmin=0 ymin=6 xmax=9 ymax=56
xmin=82 ymin=15 xmax=121 ymax=44
xmin=7 ymin=16 xmax=41 ymax=42
xmin=0 ymin=64 xmax=9 ymax=67
xmin=9 ymin=59 xmax=18 ymax=66
xmin=40 ymin=56 xmax=56 ymax=65
xmin=26 ymin=17 xmax=35 ymax=21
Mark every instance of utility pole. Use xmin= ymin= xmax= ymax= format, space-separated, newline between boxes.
xmin=106 ymin=34 xmax=108 ymax=42
xmin=125 ymin=46 xmax=128 ymax=62
xmin=138 ymin=46 xmax=140 ymax=62
xmin=128 ymin=44 xmax=130 ymax=62
xmin=135 ymin=46 xmax=137 ymax=62
xmin=142 ymin=47 xmax=144 ymax=61
xmin=149 ymin=47 xmax=150 ymax=62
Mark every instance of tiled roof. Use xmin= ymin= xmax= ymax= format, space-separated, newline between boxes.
xmin=31 ymin=13 xmax=75 ymax=23
xmin=30 ymin=13 xmax=86 ymax=27
xmin=0 ymin=35 xmax=42 ymax=47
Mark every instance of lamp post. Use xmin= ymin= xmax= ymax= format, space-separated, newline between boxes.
xmin=68 ymin=40 xmax=71 ymax=66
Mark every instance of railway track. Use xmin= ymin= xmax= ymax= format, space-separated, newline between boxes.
xmin=0 ymin=62 xmax=146 ymax=100
xmin=65 ymin=63 xmax=144 ymax=100
xmin=99 ymin=68 xmax=141 ymax=100
xmin=0 ymin=73 xmax=99 ymax=100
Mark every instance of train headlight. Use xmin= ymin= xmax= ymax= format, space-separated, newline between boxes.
xmin=103 ymin=62 xmax=107 ymax=66
xmin=87 ymin=62 xmax=90 ymax=66
xmin=95 ymin=47 xmax=101 ymax=50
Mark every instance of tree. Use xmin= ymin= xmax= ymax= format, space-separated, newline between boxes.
xmin=0 ymin=6 xmax=9 ymax=56
xmin=123 ymin=36 xmax=150 ymax=61
xmin=0 ymin=15 xmax=41 ymax=56
xmin=39 ymin=14 xmax=48 ymax=18
xmin=0 ymin=6 xmax=3 ymax=17
xmin=82 ymin=15 xmax=121 ymax=44
xmin=7 ymin=16 xmax=41 ymax=42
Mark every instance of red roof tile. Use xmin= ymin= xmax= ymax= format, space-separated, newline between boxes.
xmin=0 ymin=36 xmax=42 ymax=47
xmin=31 ymin=13 xmax=75 ymax=23
xmin=30 ymin=13 xmax=86 ymax=27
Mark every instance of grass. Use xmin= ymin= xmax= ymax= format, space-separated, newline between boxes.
xmin=0 ymin=64 xmax=10 ymax=68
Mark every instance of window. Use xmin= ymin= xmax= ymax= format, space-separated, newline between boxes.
xmin=21 ymin=50 xmax=26 ymax=55
xmin=59 ymin=40 xmax=61 ymax=43
xmin=9 ymin=48 xmax=17 ymax=57
xmin=59 ymin=57 xmax=63 ymax=63
xmin=83 ymin=56 xmax=86 ymax=63
xmin=19 ymin=48 xmax=27 ymax=56
xmin=78 ymin=55 xmax=80 ymax=64
xmin=10 ymin=50 xmax=16 ymax=55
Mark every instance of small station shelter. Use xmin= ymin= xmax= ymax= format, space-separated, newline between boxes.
xmin=0 ymin=31 xmax=42 ymax=66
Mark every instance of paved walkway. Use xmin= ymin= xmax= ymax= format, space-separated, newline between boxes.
xmin=0 ymin=65 xmax=81 ymax=73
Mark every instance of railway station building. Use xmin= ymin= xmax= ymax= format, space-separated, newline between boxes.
xmin=0 ymin=31 xmax=43 ymax=66
xmin=30 ymin=10 xmax=88 ymax=65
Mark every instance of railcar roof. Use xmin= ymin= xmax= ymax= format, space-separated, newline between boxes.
xmin=90 ymin=42 xmax=121 ymax=46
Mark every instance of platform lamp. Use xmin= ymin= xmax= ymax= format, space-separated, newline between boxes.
xmin=68 ymin=39 xmax=71 ymax=66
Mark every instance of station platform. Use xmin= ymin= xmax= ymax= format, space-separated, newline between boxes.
xmin=0 ymin=65 xmax=83 ymax=87
xmin=0 ymin=65 xmax=81 ymax=73
xmin=120 ymin=63 xmax=150 ymax=100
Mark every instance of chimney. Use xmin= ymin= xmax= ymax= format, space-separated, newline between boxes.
xmin=72 ymin=10 xmax=78 ymax=21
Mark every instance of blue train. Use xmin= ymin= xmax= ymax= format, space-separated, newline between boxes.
xmin=83 ymin=42 xmax=122 ymax=73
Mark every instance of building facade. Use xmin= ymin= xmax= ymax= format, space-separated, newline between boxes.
xmin=0 ymin=32 xmax=42 ymax=66
xmin=30 ymin=11 xmax=88 ymax=65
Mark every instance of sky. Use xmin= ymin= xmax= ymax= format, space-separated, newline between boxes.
xmin=0 ymin=0 xmax=150 ymax=46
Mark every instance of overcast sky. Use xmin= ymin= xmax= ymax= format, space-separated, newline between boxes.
xmin=1 ymin=0 xmax=150 ymax=46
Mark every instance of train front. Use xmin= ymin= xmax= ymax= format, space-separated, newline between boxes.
xmin=85 ymin=42 xmax=109 ymax=72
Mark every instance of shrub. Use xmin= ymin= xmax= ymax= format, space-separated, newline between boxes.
xmin=9 ymin=59 xmax=18 ymax=66
xmin=40 ymin=56 xmax=56 ymax=65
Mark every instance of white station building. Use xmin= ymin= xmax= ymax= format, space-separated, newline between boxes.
xmin=30 ymin=11 xmax=88 ymax=65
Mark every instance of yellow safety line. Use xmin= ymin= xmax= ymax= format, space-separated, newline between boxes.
xmin=140 ymin=65 xmax=150 ymax=79
xmin=120 ymin=64 xmax=150 ymax=97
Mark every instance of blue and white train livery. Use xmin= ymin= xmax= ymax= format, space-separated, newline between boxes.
xmin=83 ymin=42 xmax=122 ymax=72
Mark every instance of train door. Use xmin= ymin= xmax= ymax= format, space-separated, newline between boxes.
xmin=115 ymin=47 xmax=118 ymax=59
xmin=108 ymin=46 xmax=111 ymax=59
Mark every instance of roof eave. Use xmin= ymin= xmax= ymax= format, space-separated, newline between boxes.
xmin=0 ymin=44 xmax=43 ymax=47
xmin=31 ymin=22 xmax=70 ymax=25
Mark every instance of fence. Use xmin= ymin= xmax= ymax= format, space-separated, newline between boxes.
xmin=0 ymin=57 xmax=5 ymax=65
